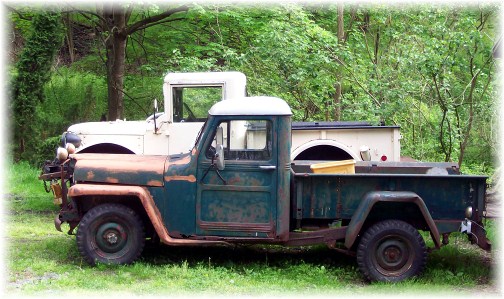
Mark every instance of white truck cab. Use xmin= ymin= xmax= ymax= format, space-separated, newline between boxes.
xmin=65 ymin=71 xmax=400 ymax=161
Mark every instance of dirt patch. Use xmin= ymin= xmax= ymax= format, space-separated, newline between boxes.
xmin=9 ymin=268 xmax=63 ymax=290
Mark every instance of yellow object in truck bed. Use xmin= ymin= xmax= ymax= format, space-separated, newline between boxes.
xmin=310 ymin=159 xmax=356 ymax=174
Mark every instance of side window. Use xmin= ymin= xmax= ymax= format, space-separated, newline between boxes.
xmin=173 ymin=86 xmax=223 ymax=122
xmin=206 ymin=120 xmax=272 ymax=161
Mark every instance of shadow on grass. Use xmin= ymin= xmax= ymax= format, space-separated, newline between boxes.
xmin=141 ymin=242 xmax=358 ymax=271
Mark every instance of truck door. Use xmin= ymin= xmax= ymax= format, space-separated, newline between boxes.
xmin=196 ymin=118 xmax=277 ymax=238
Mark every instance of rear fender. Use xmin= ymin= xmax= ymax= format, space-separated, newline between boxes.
xmin=344 ymin=191 xmax=441 ymax=249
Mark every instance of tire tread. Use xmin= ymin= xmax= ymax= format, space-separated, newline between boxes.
xmin=356 ymin=220 xmax=427 ymax=282
xmin=76 ymin=203 xmax=145 ymax=265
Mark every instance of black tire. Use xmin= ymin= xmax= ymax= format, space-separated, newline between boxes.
xmin=77 ymin=203 xmax=145 ymax=265
xmin=356 ymin=220 xmax=427 ymax=282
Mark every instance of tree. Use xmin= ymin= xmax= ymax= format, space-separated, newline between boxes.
xmin=8 ymin=4 xmax=498 ymax=171
xmin=11 ymin=10 xmax=63 ymax=161
xmin=71 ymin=3 xmax=189 ymax=120
xmin=333 ymin=3 xmax=344 ymax=121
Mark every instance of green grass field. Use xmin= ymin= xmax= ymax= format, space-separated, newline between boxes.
xmin=5 ymin=162 xmax=499 ymax=295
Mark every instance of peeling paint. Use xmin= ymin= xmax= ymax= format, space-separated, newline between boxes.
xmin=105 ymin=177 xmax=119 ymax=184
xmin=146 ymin=180 xmax=164 ymax=187
xmin=164 ymin=175 xmax=196 ymax=182
xmin=169 ymin=155 xmax=192 ymax=166
xmin=74 ymin=154 xmax=166 ymax=175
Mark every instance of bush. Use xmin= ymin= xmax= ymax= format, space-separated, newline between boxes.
xmin=33 ymin=135 xmax=61 ymax=166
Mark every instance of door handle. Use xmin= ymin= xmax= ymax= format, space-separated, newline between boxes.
xmin=259 ymin=165 xmax=276 ymax=170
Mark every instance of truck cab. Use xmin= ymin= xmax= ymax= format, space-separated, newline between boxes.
xmin=67 ymin=72 xmax=246 ymax=155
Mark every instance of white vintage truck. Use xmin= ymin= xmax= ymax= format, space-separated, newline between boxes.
xmin=63 ymin=71 xmax=401 ymax=162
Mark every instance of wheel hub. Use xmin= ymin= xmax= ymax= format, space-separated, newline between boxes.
xmin=105 ymin=232 xmax=119 ymax=244
xmin=95 ymin=222 xmax=128 ymax=254
xmin=384 ymin=247 xmax=401 ymax=262
xmin=374 ymin=237 xmax=414 ymax=276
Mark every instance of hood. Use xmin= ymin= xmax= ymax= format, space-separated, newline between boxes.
xmin=68 ymin=120 xmax=148 ymax=136
xmin=72 ymin=154 xmax=167 ymax=187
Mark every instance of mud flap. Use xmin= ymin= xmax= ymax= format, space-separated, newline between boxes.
xmin=54 ymin=214 xmax=63 ymax=232
xmin=55 ymin=214 xmax=78 ymax=235
xmin=460 ymin=219 xmax=491 ymax=251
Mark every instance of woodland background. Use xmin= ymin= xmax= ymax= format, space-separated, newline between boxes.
xmin=7 ymin=2 xmax=501 ymax=178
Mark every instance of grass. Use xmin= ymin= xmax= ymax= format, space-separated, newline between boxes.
xmin=7 ymin=161 xmax=59 ymax=213
xmin=5 ymin=162 xmax=500 ymax=295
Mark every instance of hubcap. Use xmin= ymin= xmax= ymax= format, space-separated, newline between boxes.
xmin=373 ymin=236 xmax=414 ymax=276
xmin=95 ymin=222 xmax=128 ymax=254
xmin=105 ymin=232 xmax=119 ymax=244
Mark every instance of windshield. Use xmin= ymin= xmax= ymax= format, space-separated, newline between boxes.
xmin=192 ymin=117 xmax=209 ymax=150
xmin=173 ymin=86 xmax=223 ymax=122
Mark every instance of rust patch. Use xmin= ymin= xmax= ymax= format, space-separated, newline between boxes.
xmin=146 ymin=180 xmax=163 ymax=187
xmin=74 ymin=154 xmax=166 ymax=175
xmin=105 ymin=177 xmax=119 ymax=183
xmin=164 ymin=175 xmax=196 ymax=182
xmin=169 ymin=155 xmax=192 ymax=166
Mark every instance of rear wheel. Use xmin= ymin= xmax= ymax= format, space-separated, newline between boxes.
xmin=77 ymin=203 xmax=145 ymax=265
xmin=356 ymin=220 xmax=427 ymax=282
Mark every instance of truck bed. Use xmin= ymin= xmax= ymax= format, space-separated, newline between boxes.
xmin=290 ymin=160 xmax=487 ymax=229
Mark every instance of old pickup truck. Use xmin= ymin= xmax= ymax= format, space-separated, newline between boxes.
xmin=40 ymin=96 xmax=490 ymax=282
xmin=62 ymin=71 xmax=401 ymax=162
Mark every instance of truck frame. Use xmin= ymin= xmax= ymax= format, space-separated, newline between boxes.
xmin=41 ymin=96 xmax=490 ymax=282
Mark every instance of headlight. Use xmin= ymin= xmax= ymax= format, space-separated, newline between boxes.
xmin=465 ymin=206 xmax=473 ymax=218
xmin=66 ymin=143 xmax=76 ymax=154
xmin=56 ymin=147 xmax=68 ymax=162
xmin=61 ymin=132 xmax=81 ymax=148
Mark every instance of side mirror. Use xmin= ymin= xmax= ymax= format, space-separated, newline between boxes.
xmin=216 ymin=126 xmax=224 ymax=147
xmin=215 ymin=144 xmax=225 ymax=170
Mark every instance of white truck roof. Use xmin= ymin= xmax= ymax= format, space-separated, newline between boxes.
xmin=209 ymin=96 xmax=292 ymax=116
xmin=164 ymin=71 xmax=246 ymax=86
xmin=163 ymin=71 xmax=247 ymax=104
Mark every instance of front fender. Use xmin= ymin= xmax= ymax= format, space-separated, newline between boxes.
xmin=344 ymin=191 xmax=441 ymax=249
xmin=69 ymin=184 xmax=226 ymax=246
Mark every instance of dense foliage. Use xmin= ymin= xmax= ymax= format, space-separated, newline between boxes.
xmin=10 ymin=10 xmax=63 ymax=162
xmin=8 ymin=3 xmax=500 ymax=173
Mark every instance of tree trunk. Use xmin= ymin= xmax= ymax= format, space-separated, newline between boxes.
xmin=106 ymin=34 xmax=127 ymax=120
xmin=333 ymin=4 xmax=344 ymax=121
xmin=63 ymin=13 xmax=75 ymax=63
xmin=94 ymin=4 xmax=188 ymax=120
xmin=101 ymin=7 xmax=128 ymax=121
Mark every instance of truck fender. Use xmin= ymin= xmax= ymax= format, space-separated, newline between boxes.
xmin=291 ymin=139 xmax=360 ymax=161
xmin=76 ymin=142 xmax=137 ymax=154
xmin=344 ymin=191 xmax=441 ymax=249
xmin=68 ymin=184 xmax=226 ymax=246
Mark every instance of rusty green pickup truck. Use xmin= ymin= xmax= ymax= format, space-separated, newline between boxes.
xmin=40 ymin=96 xmax=490 ymax=282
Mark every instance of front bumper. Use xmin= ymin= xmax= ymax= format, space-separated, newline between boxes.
xmin=40 ymin=159 xmax=79 ymax=235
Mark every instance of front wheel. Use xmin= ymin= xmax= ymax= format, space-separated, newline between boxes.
xmin=77 ymin=203 xmax=145 ymax=265
xmin=356 ymin=220 xmax=427 ymax=282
